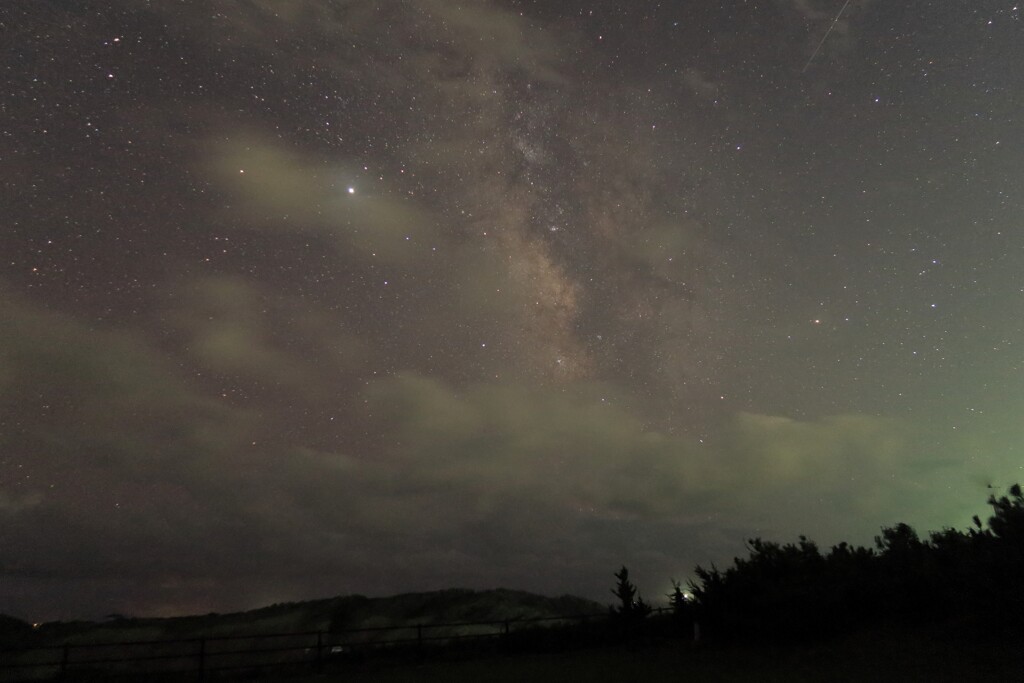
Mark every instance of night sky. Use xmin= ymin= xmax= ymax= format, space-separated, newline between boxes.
xmin=2 ymin=0 xmax=1023 ymax=621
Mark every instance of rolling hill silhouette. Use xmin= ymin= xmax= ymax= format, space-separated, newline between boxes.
xmin=2 ymin=589 xmax=604 ymax=647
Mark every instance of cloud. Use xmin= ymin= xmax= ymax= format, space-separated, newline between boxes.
xmin=0 ymin=492 xmax=43 ymax=515
xmin=417 ymin=0 xmax=569 ymax=83
xmin=197 ymin=0 xmax=568 ymax=82
xmin=787 ymin=0 xmax=872 ymax=57
xmin=0 ymin=290 xmax=248 ymax=466
xmin=681 ymin=68 xmax=721 ymax=99
xmin=789 ymin=0 xmax=830 ymax=21
xmin=0 ymin=289 xmax=262 ymax=585
xmin=0 ymin=299 xmax=1000 ymax=619
xmin=360 ymin=375 xmax=979 ymax=543
xmin=165 ymin=276 xmax=369 ymax=393
xmin=206 ymin=133 xmax=444 ymax=266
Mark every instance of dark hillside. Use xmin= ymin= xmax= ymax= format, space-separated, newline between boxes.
xmin=4 ymin=589 xmax=603 ymax=648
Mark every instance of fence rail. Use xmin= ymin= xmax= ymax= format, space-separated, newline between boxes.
xmin=0 ymin=608 xmax=673 ymax=681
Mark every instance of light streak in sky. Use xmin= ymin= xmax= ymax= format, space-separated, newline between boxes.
xmin=802 ymin=0 xmax=852 ymax=73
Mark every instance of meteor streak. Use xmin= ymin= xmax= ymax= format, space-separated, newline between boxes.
xmin=802 ymin=0 xmax=852 ymax=72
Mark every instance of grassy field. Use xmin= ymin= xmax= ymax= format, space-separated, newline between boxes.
xmin=264 ymin=625 xmax=1023 ymax=683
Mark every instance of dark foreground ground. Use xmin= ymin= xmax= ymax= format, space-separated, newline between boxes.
xmin=251 ymin=623 xmax=1023 ymax=683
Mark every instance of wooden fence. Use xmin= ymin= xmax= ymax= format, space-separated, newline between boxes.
xmin=0 ymin=608 xmax=675 ymax=681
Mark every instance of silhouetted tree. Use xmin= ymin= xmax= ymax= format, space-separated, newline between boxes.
xmin=0 ymin=614 xmax=33 ymax=647
xmin=667 ymin=578 xmax=694 ymax=637
xmin=685 ymin=484 xmax=1024 ymax=642
xmin=667 ymin=578 xmax=686 ymax=613
xmin=612 ymin=566 xmax=637 ymax=613
xmin=610 ymin=566 xmax=650 ymax=639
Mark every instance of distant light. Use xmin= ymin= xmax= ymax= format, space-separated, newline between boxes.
xmin=347 ymin=187 xmax=355 ymax=194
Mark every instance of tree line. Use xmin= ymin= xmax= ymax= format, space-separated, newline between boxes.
xmin=615 ymin=484 xmax=1024 ymax=642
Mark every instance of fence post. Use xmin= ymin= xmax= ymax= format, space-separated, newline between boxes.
xmin=197 ymin=637 xmax=206 ymax=682
xmin=416 ymin=624 xmax=423 ymax=659
xmin=316 ymin=631 xmax=323 ymax=670
xmin=59 ymin=644 xmax=70 ymax=678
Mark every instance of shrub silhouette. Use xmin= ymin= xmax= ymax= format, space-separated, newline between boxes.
xmin=687 ymin=484 xmax=1024 ymax=641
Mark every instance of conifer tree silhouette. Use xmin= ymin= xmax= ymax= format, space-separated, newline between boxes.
xmin=610 ymin=565 xmax=651 ymax=636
